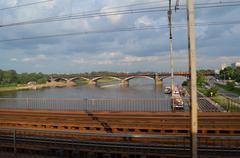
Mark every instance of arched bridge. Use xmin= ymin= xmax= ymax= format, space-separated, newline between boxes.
xmin=48 ymin=72 xmax=215 ymax=86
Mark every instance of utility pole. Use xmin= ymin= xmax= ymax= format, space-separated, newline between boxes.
xmin=187 ymin=0 xmax=198 ymax=157
xmin=168 ymin=0 xmax=174 ymax=97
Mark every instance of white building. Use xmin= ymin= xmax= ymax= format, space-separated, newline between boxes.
xmin=231 ymin=62 xmax=240 ymax=68
xmin=221 ymin=64 xmax=227 ymax=70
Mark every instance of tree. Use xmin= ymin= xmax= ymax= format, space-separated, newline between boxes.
xmin=219 ymin=67 xmax=235 ymax=80
xmin=197 ymin=72 xmax=205 ymax=87
xmin=182 ymin=80 xmax=189 ymax=87
xmin=234 ymin=67 xmax=240 ymax=82
xmin=0 ymin=69 xmax=3 ymax=83
xmin=2 ymin=70 xmax=17 ymax=84
xmin=226 ymin=81 xmax=235 ymax=91
xmin=206 ymin=86 xmax=218 ymax=97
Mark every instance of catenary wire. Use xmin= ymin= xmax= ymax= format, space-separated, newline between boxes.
xmin=0 ymin=20 xmax=240 ymax=43
xmin=0 ymin=1 xmax=240 ymax=28
xmin=0 ymin=0 xmax=54 ymax=11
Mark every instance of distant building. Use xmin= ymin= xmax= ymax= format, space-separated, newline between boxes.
xmin=221 ymin=64 xmax=227 ymax=70
xmin=231 ymin=62 xmax=240 ymax=68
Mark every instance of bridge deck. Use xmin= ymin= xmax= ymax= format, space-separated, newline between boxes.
xmin=0 ymin=109 xmax=239 ymax=157
xmin=0 ymin=109 xmax=239 ymax=136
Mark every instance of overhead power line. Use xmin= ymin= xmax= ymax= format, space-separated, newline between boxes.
xmin=1 ymin=20 xmax=240 ymax=43
xmin=0 ymin=0 xmax=54 ymax=11
xmin=0 ymin=1 xmax=240 ymax=28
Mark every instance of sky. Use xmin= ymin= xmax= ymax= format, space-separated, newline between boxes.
xmin=0 ymin=0 xmax=239 ymax=73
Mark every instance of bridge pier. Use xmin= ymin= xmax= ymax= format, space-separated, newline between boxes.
xmin=155 ymin=79 xmax=163 ymax=85
xmin=155 ymin=73 xmax=163 ymax=86
xmin=88 ymin=80 xmax=97 ymax=85
xmin=66 ymin=81 xmax=76 ymax=87
xmin=120 ymin=80 xmax=129 ymax=87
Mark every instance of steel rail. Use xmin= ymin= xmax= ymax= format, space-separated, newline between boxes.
xmin=0 ymin=127 xmax=240 ymax=140
xmin=0 ymin=134 xmax=239 ymax=153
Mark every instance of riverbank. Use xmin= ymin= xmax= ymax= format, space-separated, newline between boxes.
xmin=0 ymin=82 xmax=73 ymax=93
xmin=0 ymin=79 xmax=115 ymax=93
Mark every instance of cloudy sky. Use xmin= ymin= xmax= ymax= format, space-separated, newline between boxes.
xmin=0 ymin=0 xmax=239 ymax=73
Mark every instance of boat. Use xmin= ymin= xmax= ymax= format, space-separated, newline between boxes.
xmin=172 ymin=86 xmax=184 ymax=110
xmin=164 ymin=86 xmax=172 ymax=94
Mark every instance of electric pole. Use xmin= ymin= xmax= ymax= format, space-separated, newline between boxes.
xmin=187 ymin=0 xmax=198 ymax=157
xmin=168 ymin=0 xmax=174 ymax=98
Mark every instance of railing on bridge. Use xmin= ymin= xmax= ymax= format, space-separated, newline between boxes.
xmin=0 ymin=98 xmax=172 ymax=112
xmin=0 ymin=97 xmax=239 ymax=112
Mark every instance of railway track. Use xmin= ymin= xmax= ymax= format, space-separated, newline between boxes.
xmin=0 ymin=109 xmax=239 ymax=157
xmin=197 ymin=93 xmax=223 ymax=112
xmin=0 ymin=109 xmax=239 ymax=136
xmin=0 ymin=128 xmax=239 ymax=158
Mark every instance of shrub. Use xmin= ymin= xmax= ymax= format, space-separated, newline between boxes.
xmin=226 ymin=81 xmax=235 ymax=91
xmin=206 ymin=86 xmax=218 ymax=97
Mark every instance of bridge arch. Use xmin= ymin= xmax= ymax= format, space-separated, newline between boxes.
xmin=64 ymin=77 xmax=93 ymax=82
xmin=53 ymin=78 xmax=68 ymax=82
xmin=123 ymin=76 xmax=155 ymax=82
xmin=91 ymin=76 xmax=122 ymax=82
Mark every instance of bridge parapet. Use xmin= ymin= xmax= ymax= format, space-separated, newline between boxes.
xmin=48 ymin=72 xmax=216 ymax=86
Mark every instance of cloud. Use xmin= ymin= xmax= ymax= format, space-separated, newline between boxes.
xmin=99 ymin=51 xmax=121 ymax=58
xmin=195 ymin=19 xmax=208 ymax=39
xmin=22 ymin=54 xmax=48 ymax=63
xmin=72 ymin=51 xmax=179 ymax=67
xmin=10 ymin=58 xmax=18 ymax=62
xmin=135 ymin=16 xmax=153 ymax=27
xmin=101 ymin=7 xmax=122 ymax=24
xmin=0 ymin=0 xmax=239 ymax=73
xmin=6 ymin=0 xmax=17 ymax=7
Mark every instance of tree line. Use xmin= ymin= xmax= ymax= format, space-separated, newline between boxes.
xmin=219 ymin=67 xmax=240 ymax=82
xmin=0 ymin=69 xmax=48 ymax=86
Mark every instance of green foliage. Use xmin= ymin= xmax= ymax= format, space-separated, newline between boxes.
xmin=220 ymin=66 xmax=239 ymax=81
xmin=0 ymin=69 xmax=48 ymax=85
xmin=226 ymin=81 xmax=235 ymax=91
xmin=234 ymin=67 xmax=240 ymax=82
xmin=1 ymin=70 xmax=17 ymax=84
xmin=182 ymin=80 xmax=188 ymax=87
xmin=197 ymin=72 xmax=206 ymax=87
xmin=198 ymin=69 xmax=215 ymax=75
xmin=206 ymin=86 xmax=218 ymax=97
xmin=215 ymin=83 xmax=240 ymax=96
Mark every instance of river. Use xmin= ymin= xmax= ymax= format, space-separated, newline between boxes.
xmin=0 ymin=77 xmax=188 ymax=112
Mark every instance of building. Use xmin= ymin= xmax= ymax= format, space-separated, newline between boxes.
xmin=221 ymin=64 xmax=227 ymax=70
xmin=231 ymin=62 xmax=240 ymax=68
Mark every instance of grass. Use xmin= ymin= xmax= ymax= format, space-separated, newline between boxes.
xmin=211 ymin=95 xmax=240 ymax=112
xmin=74 ymin=80 xmax=89 ymax=85
xmin=98 ymin=78 xmax=114 ymax=83
xmin=0 ymin=84 xmax=23 ymax=92
xmin=198 ymin=86 xmax=208 ymax=96
xmin=0 ymin=86 xmax=17 ymax=92
xmin=215 ymin=83 xmax=240 ymax=96
xmin=198 ymin=86 xmax=240 ymax=112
